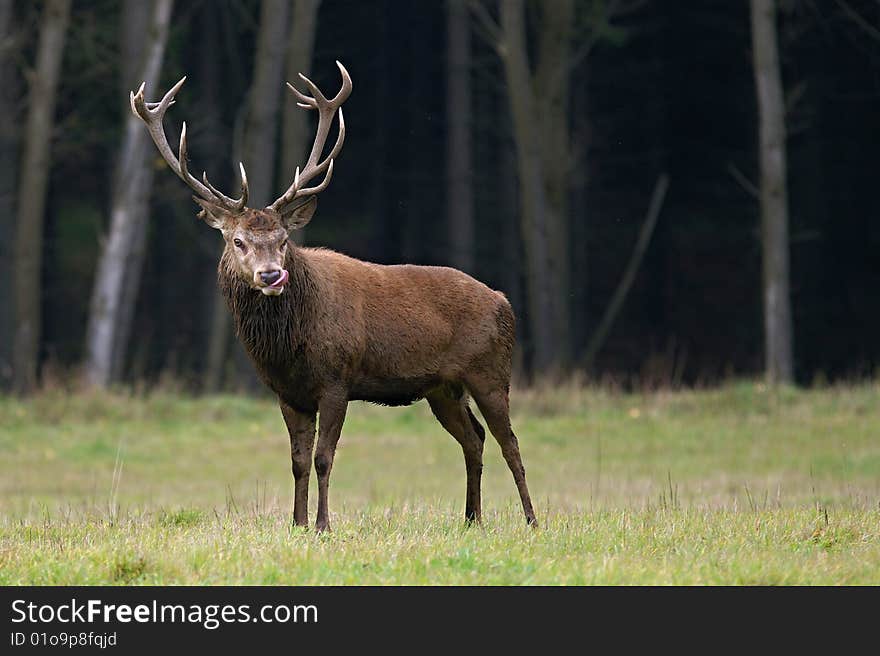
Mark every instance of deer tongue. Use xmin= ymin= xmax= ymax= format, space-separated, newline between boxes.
xmin=269 ymin=269 xmax=289 ymax=289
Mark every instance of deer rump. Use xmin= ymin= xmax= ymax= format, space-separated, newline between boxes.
xmin=222 ymin=247 xmax=515 ymax=412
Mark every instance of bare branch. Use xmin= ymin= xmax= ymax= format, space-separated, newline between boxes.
xmin=834 ymin=0 xmax=880 ymax=42
xmin=568 ymin=0 xmax=622 ymax=72
xmin=583 ymin=174 xmax=670 ymax=369
xmin=468 ymin=0 xmax=502 ymax=52
xmin=727 ymin=162 xmax=760 ymax=200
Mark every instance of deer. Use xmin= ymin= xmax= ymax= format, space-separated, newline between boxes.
xmin=130 ymin=61 xmax=536 ymax=531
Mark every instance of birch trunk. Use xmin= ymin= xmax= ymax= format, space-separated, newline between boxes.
xmin=110 ymin=0 xmax=158 ymax=382
xmin=84 ymin=0 xmax=173 ymax=388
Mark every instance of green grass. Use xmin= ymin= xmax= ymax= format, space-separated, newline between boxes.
xmin=1 ymin=382 xmax=879 ymax=584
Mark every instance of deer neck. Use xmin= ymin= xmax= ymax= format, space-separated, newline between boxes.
xmin=218 ymin=245 xmax=316 ymax=364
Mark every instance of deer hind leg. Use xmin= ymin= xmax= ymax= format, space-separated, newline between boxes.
xmin=279 ymin=402 xmax=316 ymax=528
xmin=427 ymin=385 xmax=486 ymax=524
xmin=467 ymin=382 xmax=537 ymax=527
xmin=314 ymin=392 xmax=348 ymax=532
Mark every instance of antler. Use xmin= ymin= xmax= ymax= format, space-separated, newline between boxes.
xmin=269 ymin=61 xmax=352 ymax=213
xmin=130 ymin=77 xmax=249 ymax=211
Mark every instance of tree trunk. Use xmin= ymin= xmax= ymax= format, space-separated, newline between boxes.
xmin=231 ymin=0 xmax=291 ymax=391
xmin=499 ymin=0 xmax=564 ymax=378
xmin=750 ymin=0 xmax=794 ymax=384
xmin=110 ymin=0 xmax=160 ymax=383
xmin=11 ymin=0 xmax=71 ymax=394
xmin=198 ymin=3 xmax=234 ymax=393
xmin=534 ymin=0 xmax=573 ymax=369
xmin=204 ymin=291 xmax=231 ymax=392
xmin=243 ymin=0 xmax=291 ymax=209
xmin=84 ymin=0 xmax=173 ymax=389
xmin=280 ymin=0 xmax=320 ymax=246
xmin=0 ymin=0 xmax=20 ymax=389
xmin=119 ymin=0 xmax=151 ymax=97
xmin=446 ymin=0 xmax=474 ymax=273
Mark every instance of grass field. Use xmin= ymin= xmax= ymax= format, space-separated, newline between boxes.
xmin=1 ymin=382 xmax=878 ymax=584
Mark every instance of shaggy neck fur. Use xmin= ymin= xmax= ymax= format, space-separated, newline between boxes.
xmin=218 ymin=245 xmax=317 ymax=370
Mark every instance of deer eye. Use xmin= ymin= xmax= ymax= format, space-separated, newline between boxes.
xmin=233 ymin=238 xmax=244 ymax=249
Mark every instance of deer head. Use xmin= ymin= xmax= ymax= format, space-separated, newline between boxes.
xmin=130 ymin=62 xmax=352 ymax=296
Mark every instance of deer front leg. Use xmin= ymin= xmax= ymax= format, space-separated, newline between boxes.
xmin=279 ymin=401 xmax=317 ymax=528
xmin=314 ymin=391 xmax=348 ymax=532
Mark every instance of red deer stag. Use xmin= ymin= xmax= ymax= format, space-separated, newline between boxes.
xmin=130 ymin=62 xmax=536 ymax=530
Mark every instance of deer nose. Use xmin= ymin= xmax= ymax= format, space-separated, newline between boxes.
xmin=259 ymin=270 xmax=282 ymax=286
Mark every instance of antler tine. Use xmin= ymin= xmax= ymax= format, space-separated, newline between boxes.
xmin=237 ymin=162 xmax=249 ymax=208
xmin=296 ymin=107 xmax=344 ymax=184
xmin=269 ymin=62 xmax=352 ymax=213
xmin=199 ymin=172 xmax=223 ymax=199
xmin=288 ymin=81 xmax=318 ymax=109
xmin=130 ymin=76 xmax=248 ymax=212
xmin=299 ymin=105 xmax=345 ymax=185
xmin=297 ymin=72 xmax=330 ymax=106
xmin=179 ymin=121 xmax=191 ymax=181
xmin=183 ymin=122 xmax=246 ymax=210
xmin=268 ymin=114 xmax=342 ymax=212
xmin=293 ymin=61 xmax=352 ymax=110
xmin=200 ymin=165 xmax=249 ymax=211
xmin=129 ymin=83 xmax=145 ymax=116
xmin=296 ymin=159 xmax=334 ymax=197
xmin=131 ymin=76 xmax=186 ymax=123
xmin=325 ymin=107 xmax=345 ymax=163
xmin=330 ymin=60 xmax=353 ymax=106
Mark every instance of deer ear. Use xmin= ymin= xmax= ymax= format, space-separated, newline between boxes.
xmin=282 ymin=196 xmax=317 ymax=231
xmin=192 ymin=196 xmax=229 ymax=230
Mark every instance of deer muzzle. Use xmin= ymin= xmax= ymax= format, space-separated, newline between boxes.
xmin=258 ymin=269 xmax=289 ymax=296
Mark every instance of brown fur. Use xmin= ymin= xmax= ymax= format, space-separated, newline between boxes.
xmin=202 ymin=201 xmax=536 ymax=530
xmin=127 ymin=65 xmax=526 ymax=529
xmin=223 ymin=246 xmax=511 ymax=409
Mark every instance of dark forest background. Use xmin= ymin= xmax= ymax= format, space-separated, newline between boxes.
xmin=1 ymin=0 xmax=878 ymax=394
